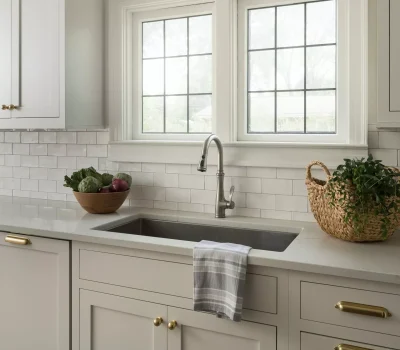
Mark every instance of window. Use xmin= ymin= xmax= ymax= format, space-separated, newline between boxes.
xmin=110 ymin=0 xmax=368 ymax=167
xmin=129 ymin=4 xmax=214 ymax=140
xmin=246 ymin=1 xmax=336 ymax=135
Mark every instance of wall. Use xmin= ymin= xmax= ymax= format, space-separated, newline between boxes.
xmin=0 ymin=128 xmax=394 ymax=222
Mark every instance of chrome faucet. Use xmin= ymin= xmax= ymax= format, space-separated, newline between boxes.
xmin=198 ymin=134 xmax=235 ymax=218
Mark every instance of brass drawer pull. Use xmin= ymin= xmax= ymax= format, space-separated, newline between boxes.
xmin=1 ymin=105 xmax=9 ymax=110
xmin=335 ymin=301 xmax=391 ymax=318
xmin=5 ymin=235 xmax=31 ymax=245
xmin=168 ymin=320 xmax=177 ymax=330
xmin=335 ymin=344 xmax=372 ymax=350
xmin=153 ymin=317 xmax=163 ymax=327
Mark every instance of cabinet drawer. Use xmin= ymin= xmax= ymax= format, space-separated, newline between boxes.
xmin=301 ymin=282 xmax=400 ymax=337
xmin=301 ymin=332 xmax=397 ymax=350
xmin=79 ymin=249 xmax=277 ymax=314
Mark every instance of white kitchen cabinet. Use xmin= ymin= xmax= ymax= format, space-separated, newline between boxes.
xmin=377 ymin=0 xmax=400 ymax=127
xmin=0 ymin=0 xmax=105 ymax=129
xmin=0 ymin=232 xmax=69 ymax=350
xmin=167 ymin=306 xmax=276 ymax=350
xmin=79 ymin=290 xmax=168 ymax=350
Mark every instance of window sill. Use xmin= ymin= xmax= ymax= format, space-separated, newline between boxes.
xmin=109 ymin=140 xmax=368 ymax=168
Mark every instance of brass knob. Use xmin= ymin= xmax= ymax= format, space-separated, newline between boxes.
xmin=8 ymin=104 xmax=18 ymax=110
xmin=1 ymin=105 xmax=9 ymax=110
xmin=167 ymin=320 xmax=177 ymax=330
xmin=153 ymin=317 xmax=163 ymax=327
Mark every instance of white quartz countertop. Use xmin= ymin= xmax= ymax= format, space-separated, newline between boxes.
xmin=0 ymin=196 xmax=399 ymax=285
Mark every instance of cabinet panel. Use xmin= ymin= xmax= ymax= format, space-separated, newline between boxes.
xmin=80 ymin=290 xmax=168 ymax=350
xmin=0 ymin=0 xmax=12 ymax=119
xmin=168 ymin=306 xmax=276 ymax=350
xmin=301 ymin=332 xmax=396 ymax=350
xmin=0 ymin=232 xmax=69 ymax=350
xmin=390 ymin=0 xmax=400 ymax=112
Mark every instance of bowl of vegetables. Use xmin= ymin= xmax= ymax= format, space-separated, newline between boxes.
xmin=64 ymin=167 xmax=132 ymax=214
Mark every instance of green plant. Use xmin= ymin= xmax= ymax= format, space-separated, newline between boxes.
xmin=327 ymin=155 xmax=400 ymax=237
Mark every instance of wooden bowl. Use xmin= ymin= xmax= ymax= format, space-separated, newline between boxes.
xmin=73 ymin=190 xmax=130 ymax=214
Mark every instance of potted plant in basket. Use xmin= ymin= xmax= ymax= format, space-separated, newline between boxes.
xmin=306 ymin=155 xmax=400 ymax=242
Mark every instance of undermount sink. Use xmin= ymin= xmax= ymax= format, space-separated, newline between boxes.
xmin=104 ymin=218 xmax=298 ymax=252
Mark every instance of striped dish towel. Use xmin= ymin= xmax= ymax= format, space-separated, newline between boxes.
xmin=193 ymin=240 xmax=252 ymax=322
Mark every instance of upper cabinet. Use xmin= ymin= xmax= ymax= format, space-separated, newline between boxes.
xmin=377 ymin=0 xmax=400 ymax=128
xmin=0 ymin=0 xmax=105 ymax=130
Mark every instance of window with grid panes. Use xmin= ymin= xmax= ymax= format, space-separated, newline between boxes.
xmin=247 ymin=0 xmax=336 ymax=134
xmin=141 ymin=15 xmax=212 ymax=134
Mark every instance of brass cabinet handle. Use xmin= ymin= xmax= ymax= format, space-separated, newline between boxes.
xmin=1 ymin=105 xmax=9 ymax=110
xmin=167 ymin=320 xmax=177 ymax=330
xmin=335 ymin=344 xmax=372 ymax=350
xmin=5 ymin=235 xmax=31 ymax=245
xmin=335 ymin=301 xmax=391 ymax=318
xmin=153 ymin=317 xmax=163 ymax=327
xmin=8 ymin=104 xmax=19 ymax=110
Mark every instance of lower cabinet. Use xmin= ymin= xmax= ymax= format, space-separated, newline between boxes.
xmin=79 ymin=290 xmax=276 ymax=350
xmin=0 ymin=232 xmax=70 ymax=350
xmin=301 ymin=333 xmax=397 ymax=350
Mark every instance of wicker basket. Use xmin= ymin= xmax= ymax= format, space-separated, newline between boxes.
xmin=306 ymin=160 xmax=399 ymax=242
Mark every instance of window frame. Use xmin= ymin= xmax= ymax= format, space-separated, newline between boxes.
xmin=108 ymin=0 xmax=368 ymax=168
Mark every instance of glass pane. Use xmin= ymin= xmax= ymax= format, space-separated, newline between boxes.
xmin=166 ymin=57 xmax=187 ymax=95
xmin=277 ymin=91 xmax=304 ymax=132
xmin=249 ymin=51 xmax=275 ymax=91
xmin=306 ymin=90 xmax=336 ymax=133
xmin=143 ymin=59 xmax=164 ymax=95
xmin=307 ymin=0 xmax=336 ymax=45
xmin=143 ymin=21 xmax=164 ymax=59
xmin=189 ymin=95 xmax=212 ymax=133
xmin=277 ymin=48 xmax=304 ymax=90
xmin=248 ymin=92 xmax=275 ymax=132
xmin=166 ymin=96 xmax=187 ymax=132
xmin=143 ymin=97 xmax=164 ymax=132
xmin=166 ymin=18 xmax=187 ymax=56
xmin=189 ymin=55 xmax=212 ymax=94
xmin=277 ymin=4 xmax=304 ymax=47
xmin=189 ymin=15 xmax=212 ymax=55
xmin=306 ymin=45 xmax=336 ymax=89
xmin=249 ymin=8 xmax=275 ymax=50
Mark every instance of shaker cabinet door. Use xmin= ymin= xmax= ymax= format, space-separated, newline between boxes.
xmin=0 ymin=232 xmax=70 ymax=350
xmin=0 ymin=0 xmax=12 ymax=119
xmin=80 ymin=290 xmax=168 ymax=350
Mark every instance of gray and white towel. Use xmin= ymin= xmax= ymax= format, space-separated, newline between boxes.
xmin=193 ymin=240 xmax=252 ymax=322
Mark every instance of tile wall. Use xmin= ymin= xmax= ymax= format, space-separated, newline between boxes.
xmin=0 ymin=128 xmax=394 ymax=222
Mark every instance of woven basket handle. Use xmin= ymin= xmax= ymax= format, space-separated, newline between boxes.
xmin=306 ymin=161 xmax=331 ymax=182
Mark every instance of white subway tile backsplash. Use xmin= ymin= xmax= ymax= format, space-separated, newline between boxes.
xmin=67 ymin=145 xmax=87 ymax=157
xmin=191 ymin=189 xmax=215 ymax=205
xmin=246 ymin=193 xmax=275 ymax=210
xmin=118 ymin=162 xmax=141 ymax=172
xmin=247 ymin=167 xmax=277 ymax=178
xmin=0 ymin=132 xmax=4 ymax=143
xmin=77 ymin=132 xmax=97 ymax=145
xmin=21 ymin=179 xmax=38 ymax=191
xmin=275 ymin=195 xmax=308 ymax=212
xmin=293 ymin=180 xmax=308 ymax=196
xmin=224 ymin=166 xmax=247 ymax=177
xmin=205 ymin=176 xmax=232 ymax=191
xmin=58 ymin=157 xmax=77 ymax=169
xmin=179 ymin=174 xmax=204 ymax=189
xmin=13 ymin=144 xmax=30 ymax=155
xmin=129 ymin=200 xmax=154 ymax=208
xmin=378 ymin=132 xmax=400 ymax=149
xmin=13 ymin=190 xmax=30 ymax=198
xmin=142 ymin=163 xmax=166 ymax=173
xmin=261 ymin=210 xmax=292 ymax=220
xmin=30 ymin=168 xmax=48 ymax=180
xmin=231 ymin=177 xmax=261 ymax=193
xmin=48 ymin=144 xmax=67 ymax=156
xmin=13 ymin=167 xmax=30 ymax=179
xmin=154 ymin=201 xmax=178 ymax=211
xmin=47 ymin=193 xmax=67 ymax=201
xmin=178 ymin=202 xmax=204 ymax=213
xmin=30 ymin=191 xmax=48 ymax=200
xmin=139 ymin=187 xmax=166 ymax=201
xmin=0 ymin=144 xmax=12 ymax=155
xmin=370 ymin=149 xmax=398 ymax=166
xmin=5 ymin=132 xmax=20 ymax=143
xmin=48 ymin=168 xmax=66 ymax=181
xmin=57 ymin=132 xmax=77 ymax=144
xmin=21 ymin=156 xmax=38 ymax=167
xmin=76 ymin=157 xmax=98 ymax=169
xmin=368 ymin=131 xmax=379 ymax=149
xmin=21 ymin=132 xmax=38 ymax=144
xmin=39 ymin=180 xmax=57 ymax=193
xmin=5 ymin=155 xmax=21 ymax=167
xmin=166 ymin=188 xmax=190 ymax=203
xmin=292 ymin=212 xmax=315 ymax=222
xmin=87 ymin=145 xmax=107 ymax=157
xmin=30 ymin=144 xmax=47 ymax=156
xmin=166 ymin=164 xmax=191 ymax=174
xmin=131 ymin=172 xmax=153 ymax=186
xmin=39 ymin=156 xmax=57 ymax=168
xmin=154 ymin=173 xmax=178 ymax=188
xmin=0 ymin=178 xmax=20 ymax=190
xmin=96 ymin=132 xmax=109 ymax=144
xmin=262 ymin=179 xmax=292 ymax=195
xmin=230 ymin=208 xmax=260 ymax=218
xmin=39 ymin=132 xmax=57 ymax=144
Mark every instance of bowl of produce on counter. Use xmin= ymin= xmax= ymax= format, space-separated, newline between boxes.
xmin=64 ymin=167 xmax=132 ymax=214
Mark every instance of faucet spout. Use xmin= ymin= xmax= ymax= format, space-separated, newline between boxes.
xmin=197 ymin=134 xmax=234 ymax=218
xmin=197 ymin=134 xmax=224 ymax=173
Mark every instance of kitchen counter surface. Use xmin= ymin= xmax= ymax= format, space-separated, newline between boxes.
xmin=0 ymin=196 xmax=399 ymax=285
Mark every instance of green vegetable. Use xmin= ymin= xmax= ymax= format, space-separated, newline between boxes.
xmin=78 ymin=176 xmax=102 ymax=193
xmin=101 ymin=173 xmax=114 ymax=186
xmin=113 ymin=173 xmax=132 ymax=188
xmin=327 ymin=155 xmax=400 ymax=238
xmin=64 ymin=167 xmax=103 ymax=191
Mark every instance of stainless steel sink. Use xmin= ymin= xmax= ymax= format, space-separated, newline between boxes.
xmin=105 ymin=218 xmax=298 ymax=252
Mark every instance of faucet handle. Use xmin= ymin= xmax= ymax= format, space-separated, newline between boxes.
xmin=227 ymin=186 xmax=235 ymax=209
